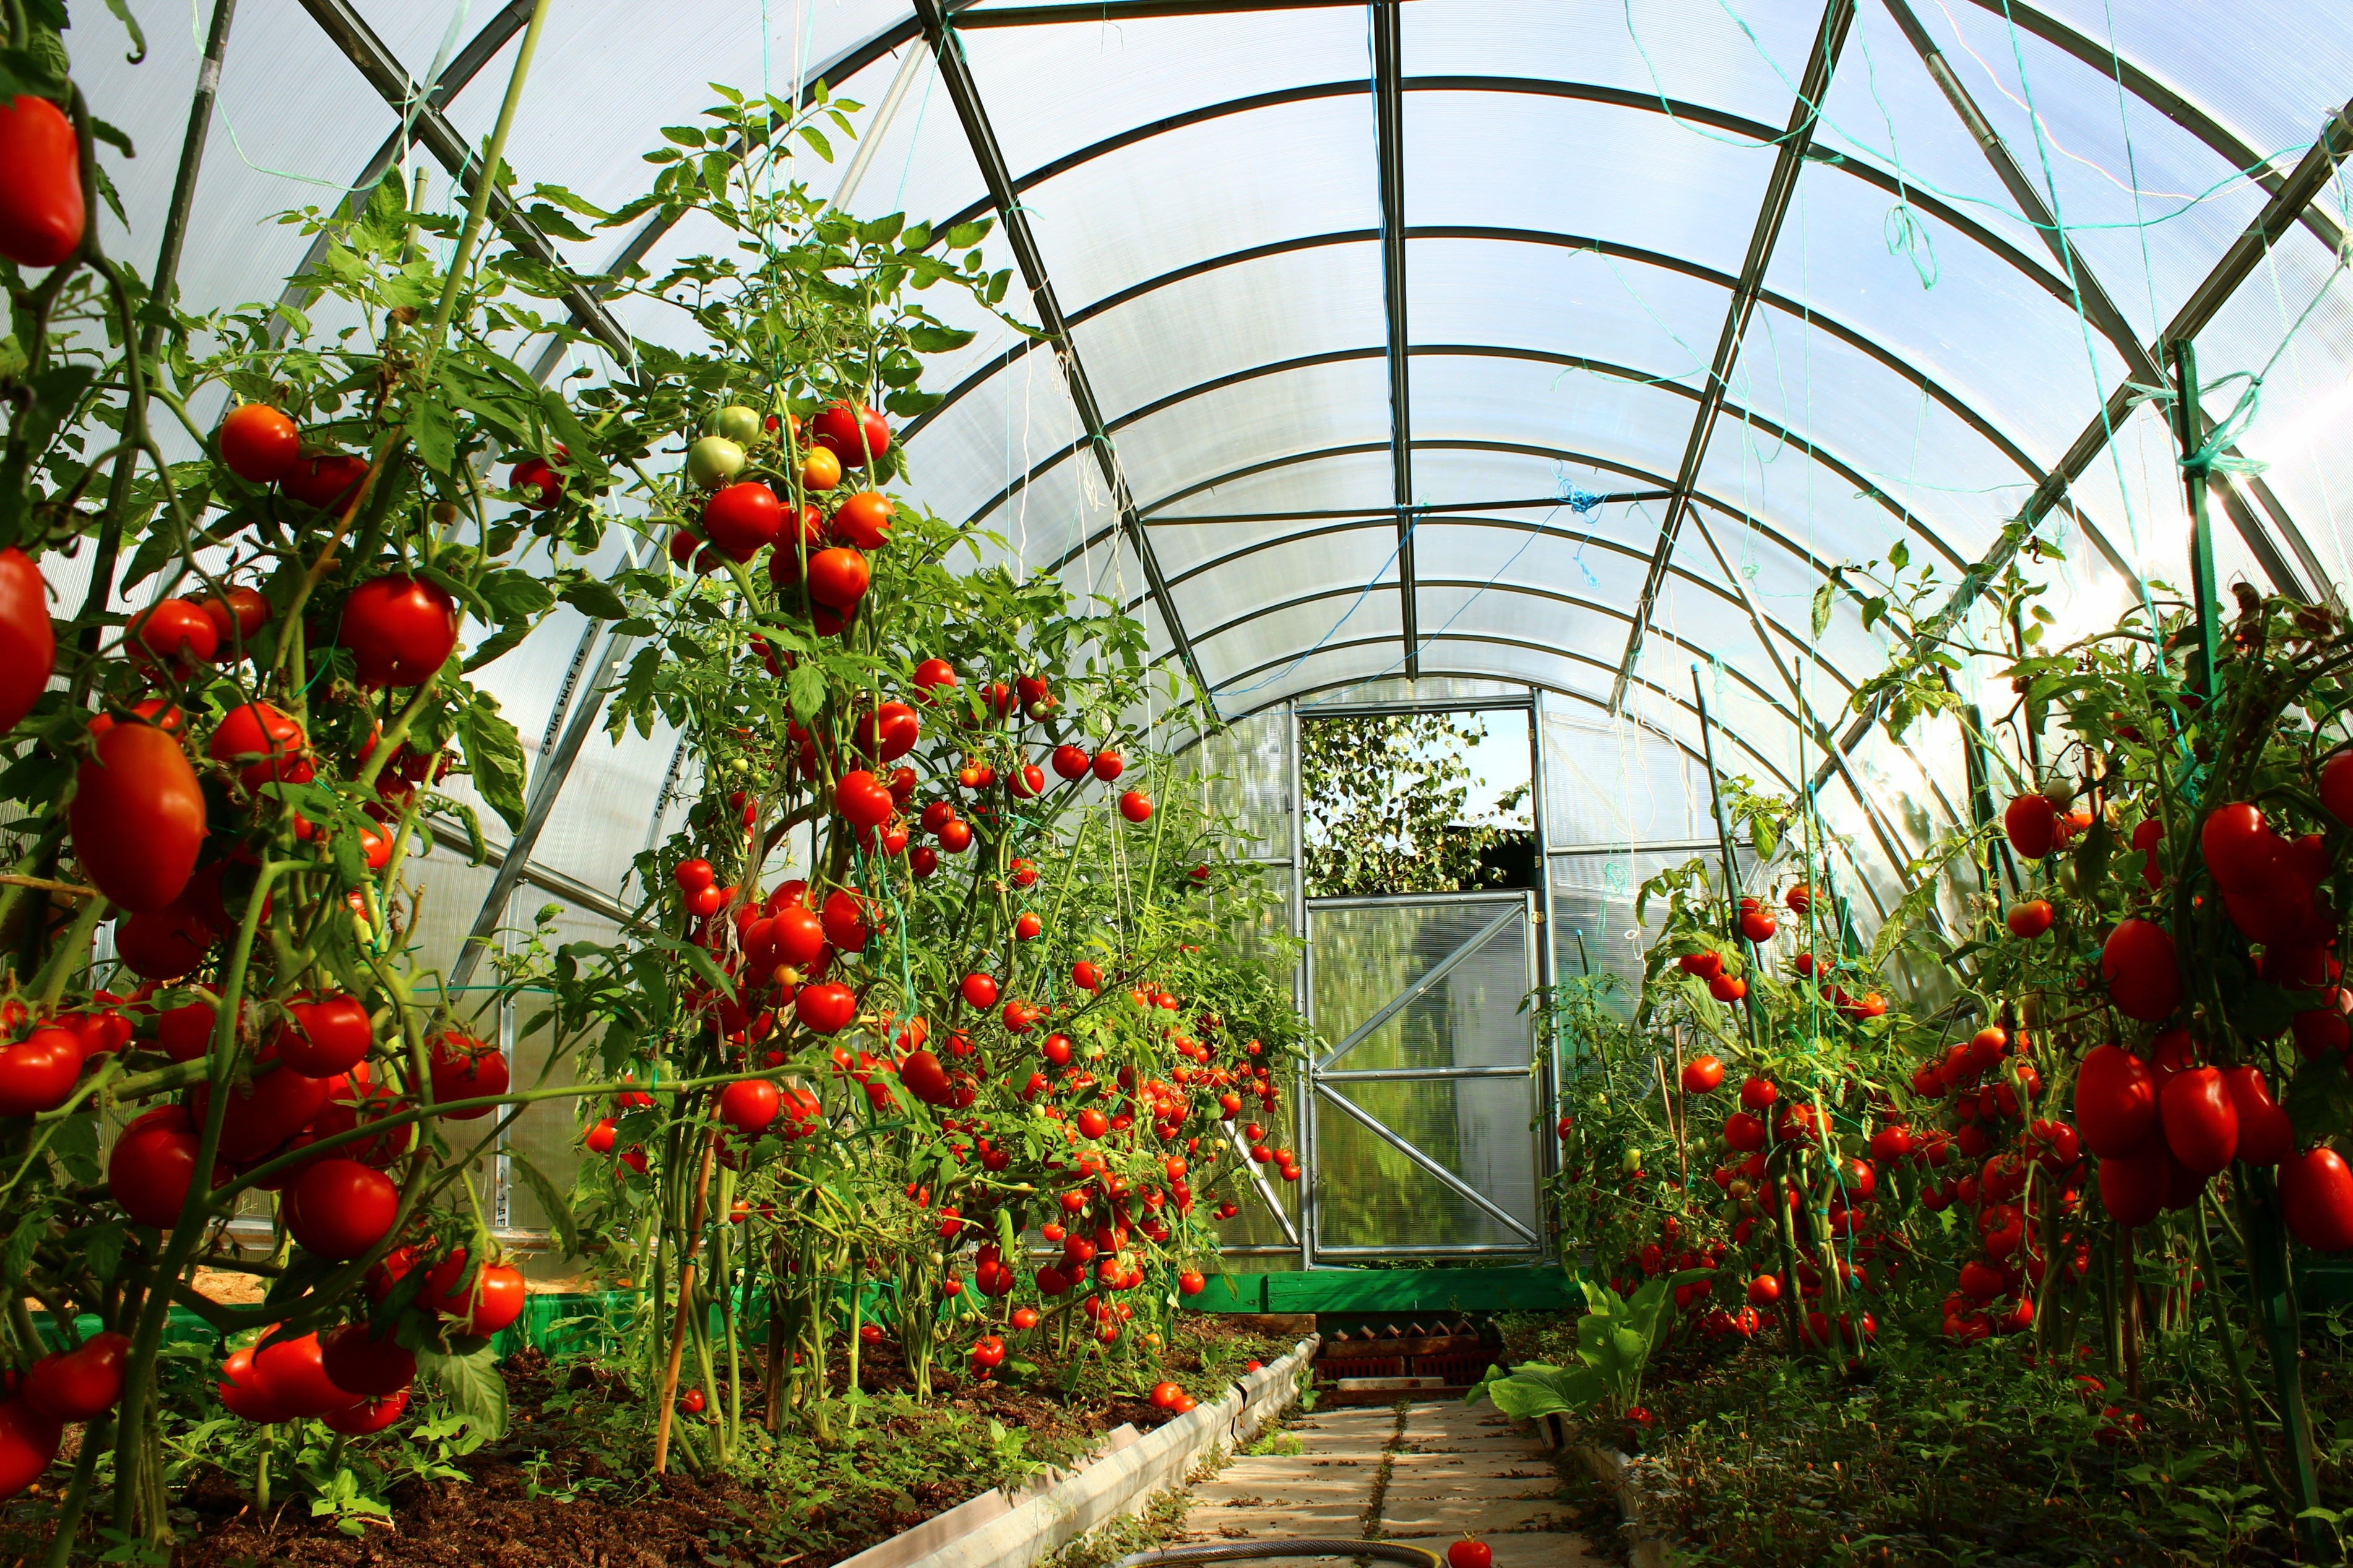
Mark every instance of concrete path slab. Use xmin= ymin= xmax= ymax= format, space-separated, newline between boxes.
xmin=1175 ymin=1399 xmax=1597 ymax=1562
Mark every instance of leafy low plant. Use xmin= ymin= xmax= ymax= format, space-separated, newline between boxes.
xmin=1467 ymin=1277 xmax=1684 ymax=1421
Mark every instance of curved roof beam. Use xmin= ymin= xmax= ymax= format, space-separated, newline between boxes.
xmin=963 ymin=344 xmax=1997 ymax=575
xmin=1139 ymin=515 xmax=1868 ymax=702
xmin=1046 ymin=433 xmax=1915 ymax=620
xmin=925 ymin=76 xmax=2107 ymax=347
xmin=907 ymin=225 xmax=2100 ymax=540
xmin=1186 ymin=575 xmax=1966 ymax=844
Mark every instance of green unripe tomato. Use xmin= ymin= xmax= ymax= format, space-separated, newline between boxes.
xmin=727 ymin=757 xmax=749 ymax=775
xmin=686 ymin=436 xmax=746 ymax=489
xmin=1621 ymin=1147 xmax=1643 ymax=1176
xmin=710 ymin=405 xmax=762 ymax=446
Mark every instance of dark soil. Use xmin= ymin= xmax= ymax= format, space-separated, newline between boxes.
xmin=118 ymin=1320 xmax=1289 ymax=1568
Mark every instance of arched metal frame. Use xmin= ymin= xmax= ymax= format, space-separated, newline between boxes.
xmin=277 ymin=0 xmax=2349 ymax=933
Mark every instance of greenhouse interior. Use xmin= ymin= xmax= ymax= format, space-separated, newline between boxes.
xmin=4 ymin=0 xmax=2353 ymax=1562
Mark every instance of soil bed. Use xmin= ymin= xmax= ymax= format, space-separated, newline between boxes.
xmin=8 ymin=1319 xmax=1289 ymax=1568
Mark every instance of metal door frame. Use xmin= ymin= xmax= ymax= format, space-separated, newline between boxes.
xmin=1300 ymin=886 xmax=1545 ymax=1261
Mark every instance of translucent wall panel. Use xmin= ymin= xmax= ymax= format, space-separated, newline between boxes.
xmin=1401 ymin=0 xmax=1831 ymax=130
xmin=1540 ymin=700 xmax=1707 ymax=848
xmin=1201 ymin=707 xmax=1293 ymax=863
xmin=1022 ymin=95 xmax=1382 ymax=308
xmin=503 ymin=901 xmax=627 ymax=1233
xmin=1696 ymin=409 xmax=1932 ymax=569
xmin=1198 ymin=591 xmax=1405 ymax=700
xmin=1216 ymin=641 xmax=1427 ymax=715
xmin=1402 ymin=90 xmax=1776 ymax=277
xmin=1405 ymin=238 xmax=1726 ymax=392
xmin=1165 ymin=529 xmax=1395 ymax=642
xmin=1071 ymin=244 xmax=1386 ymax=427
xmin=1550 ymin=848 xmax=1716 ymax=1015
xmin=962 ymin=7 xmax=1370 ymax=178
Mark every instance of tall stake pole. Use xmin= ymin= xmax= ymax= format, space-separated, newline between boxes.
xmin=2169 ymin=342 xmax=2223 ymax=702
xmin=1693 ymin=668 xmax=1800 ymax=1354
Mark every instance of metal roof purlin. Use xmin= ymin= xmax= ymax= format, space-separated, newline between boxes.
xmin=1605 ymin=0 xmax=1857 ymax=717
xmin=298 ymin=0 xmax=634 ymax=362
xmin=1878 ymin=0 xmax=2315 ymax=597
xmin=1371 ymin=0 xmax=1417 ymax=677
xmin=1811 ymin=95 xmax=2353 ymax=795
xmin=910 ymin=0 xmax=1212 ymax=701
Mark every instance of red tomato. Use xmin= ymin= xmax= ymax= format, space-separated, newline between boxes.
xmin=423 ymin=1251 xmax=527 ymax=1336
xmin=24 ymin=1331 xmax=129 ymax=1422
xmin=834 ymin=770 xmax=894 ymax=829
xmin=806 ymin=546 xmax=870 ymax=610
xmin=2097 ymin=1142 xmax=2170 ymax=1228
xmin=2200 ymin=801 xmax=2281 ymax=892
xmin=340 ymin=575 xmax=460 ymax=689
xmin=280 ymin=452 xmax=371 ymax=512
xmin=1707 ymin=973 xmax=1746 ymax=1003
xmin=207 ymin=700 xmax=310 ymax=791
xmin=2321 ymin=751 xmax=2353 ymax=827
xmin=71 ymin=720 xmax=205 ymax=913
xmin=2281 ymin=1147 xmax=2353 ymax=1251
xmin=2005 ymin=898 xmax=2054 ymax=939
xmin=1092 ymin=750 xmax=1124 ymax=782
xmin=1678 ymin=1055 xmax=1724 ymax=1093
xmin=286 ymin=1158 xmax=398 ymax=1260
xmin=772 ymin=905 xmax=826 ymax=968
xmin=719 ymin=1077 xmax=780 ymax=1133
xmin=279 ymin=993 xmax=372 ymax=1077
xmin=1015 ymin=911 xmax=1043 ymax=942
xmin=109 ymin=900 xmax=210 ymax=978
xmin=0 ymin=1027 xmax=80 ymax=1117
xmin=322 ymin=1387 xmax=410 ymax=1435
xmin=217 ymin=1345 xmax=293 ymax=1423
xmin=217 ymin=404 xmax=300 ymax=483
xmin=674 ymin=858 xmax=716 ymax=892
xmin=899 ymin=1051 xmax=951 ymax=1106
xmin=2157 ymin=1067 xmax=2237 ymax=1176
xmin=0 ymin=548 xmax=54 ymax=735
xmin=1071 ymin=960 xmax=1102 ymax=991
xmin=968 ymin=1335 xmax=1006 ymax=1371
xmin=1051 ymin=744 xmax=1090 ymax=780
xmin=0 ymin=1398 xmax=59 ymax=1501
xmin=796 ymin=982 xmax=857 ymax=1035
xmin=2003 ymin=794 xmax=2057 ymax=859
xmin=811 ymin=402 xmax=890 ymax=468
xmin=253 ymin=1332 xmax=348 ymax=1417
xmin=1117 ymin=790 xmax=1152 ymax=823
xmin=1446 ymin=1541 xmax=1494 ymax=1568
xmin=131 ymin=598 xmax=218 ymax=667
xmin=1077 ymin=1107 xmax=1110 ymax=1139
xmin=109 ymin=1107 xmax=200 ymax=1226
xmin=702 ymin=481 xmax=783 ymax=552
xmin=200 ymin=585 xmax=272 ymax=647
xmin=2101 ymin=919 xmax=2181 ymax=1023
xmin=320 ymin=1323 xmax=416 ymax=1398
xmin=2223 ymin=1066 xmax=2293 ymax=1166
xmin=962 ymin=973 xmax=999 ymax=1009
xmin=428 ymin=1034 xmax=509 ymax=1118
xmin=0 ymin=88 xmax=79 ymax=262
xmin=833 ymin=491 xmax=894 ymax=549
xmin=913 ymin=657 xmax=958 ymax=694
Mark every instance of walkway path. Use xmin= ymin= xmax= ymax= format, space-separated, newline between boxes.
xmin=1178 ymin=1398 xmax=1600 ymax=1566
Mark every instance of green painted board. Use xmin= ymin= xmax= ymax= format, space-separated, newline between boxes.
xmin=1187 ymin=1267 xmax=1576 ymax=1315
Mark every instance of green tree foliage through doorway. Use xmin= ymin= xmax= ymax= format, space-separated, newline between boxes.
xmin=1301 ymin=713 xmax=1531 ymax=897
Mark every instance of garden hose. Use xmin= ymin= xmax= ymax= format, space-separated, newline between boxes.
xmin=1112 ymin=1543 xmax=1442 ymax=1568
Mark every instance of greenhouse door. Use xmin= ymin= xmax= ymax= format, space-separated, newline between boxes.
xmin=1301 ymin=890 xmax=1546 ymax=1260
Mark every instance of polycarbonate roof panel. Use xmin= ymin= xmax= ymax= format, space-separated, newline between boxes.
xmin=1404 ymin=353 xmax=1706 ymax=485
xmin=959 ymin=7 xmax=1373 ymax=179
xmin=1021 ymin=93 xmax=1382 ymax=308
xmin=1697 ymin=409 xmax=1938 ymax=569
xmin=1167 ymin=529 xmax=1399 ymax=642
xmin=1112 ymin=357 xmax=1394 ymax=510
xmin=1201 ymin=594 xmax=1406 ymax=703
xmin=1407 ymin=515 xmax=1669 ymax=599
xmin=1147 ymin=447 xmax=1397 ymax=521
xmin=1727 ymin=320 xmax=2037 ymax=559
xmin=1401 ymin=0 xmax=1829 ymax=128
xmin=1402 ymin=88 xmax=1777 ymax=277
xmin=2017 ymin=0 xmax=2353 ymax=166
xmin=1764 ymin=158 xmax=2130 ymax=449
xmin=1404 ymin=447 xmax=1656 ymax=509
xmin=1072 ymin=244 xmax=1387 ymax=426
xmin=1928 ymin=1 xmax=2268 ymax=340
xmin=1404 ymin=238 xmax=1724 ymax=390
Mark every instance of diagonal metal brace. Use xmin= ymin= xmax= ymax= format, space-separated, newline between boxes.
xmin=1315 ymin=902 xmax=1524 ymax=1070
xmin=1313 ymin=1083 xmax=1540 ymax=1243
